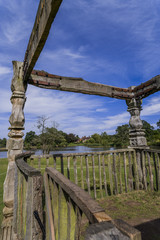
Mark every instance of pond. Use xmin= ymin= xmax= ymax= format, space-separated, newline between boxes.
xmin=0 ymin=145 xmax=114 ymax=158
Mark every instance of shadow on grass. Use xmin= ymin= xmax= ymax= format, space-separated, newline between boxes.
xmin=135 ymin=218 xmax=160 ymax=240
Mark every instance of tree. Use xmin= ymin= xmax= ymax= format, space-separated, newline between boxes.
xmin=65 ymin=133 xmax=79 ymax=143
xmin=24 ymin=131 xmax=38 ymax=149
xmin=157 ymin=120 xmax=160 ymax=129
xmin=142 ymin=120 xmax=154 ymax=143
xmin=42 ymin=127 xmax=67 ymax=153
xmin=0 ymin=138 xmax=6 ymax=148
xmin=114 ymin=124 xmax=129 ymax=147
xmin=37 ymin=116 xmax=50 ymax=154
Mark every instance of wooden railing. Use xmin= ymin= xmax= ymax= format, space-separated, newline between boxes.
xmin=12 ymin=152 xmax=44 ymax=240
xmin=140 ymin=148 xmax=160 ymax=191
xmin=10 ymin=151 xmax=141 ymax=240
xmin=44 ymin=167 xmax=141 ymax=240
xmin=31 ymin=148 xmax=160 ymax=198
xmin=31 ymin=149 xmax=138 ymax=198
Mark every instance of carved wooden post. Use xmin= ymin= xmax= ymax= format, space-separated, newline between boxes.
xmin=126 ymin=97 xmax=148 ymax=188
xmin=126 ymin=97 xmax=147 ymax=148
xmin=1 ymin=61 xmax=26 ymax=239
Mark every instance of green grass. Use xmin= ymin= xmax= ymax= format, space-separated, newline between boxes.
xmin=0 ymin=158 xmax=8 ymax=234
xmin=98 ymin=190 xmax=160 ymax=222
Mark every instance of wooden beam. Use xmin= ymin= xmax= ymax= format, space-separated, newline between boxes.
xmin=29 ymin=70 xmax=160 ymax=100
xmin=45 ymin=167 xmax=112 ymax=224
xmin=133 ymin=75 xmax=160 ymax=99
xmin=29 ymin=70 xmax=134 ymax=100
xmin=23 ymin=0 xmax=63 ymax=82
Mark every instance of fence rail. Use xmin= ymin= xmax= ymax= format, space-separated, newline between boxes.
xmin=31 ymin=149 xmax=137 ymax=198
xmin=30 ymin=148 xmax=160 ymax=198
xmin=12 ymin=152 xmax=43 ymax=240
xmin=45 ymin=167 xmax=141 ymax=240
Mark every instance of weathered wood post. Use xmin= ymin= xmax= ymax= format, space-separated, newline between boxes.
xmin=1 ymin=61 xmax=26 ymax=239
xmin=126 ymin=97 xmax=148 ymax=188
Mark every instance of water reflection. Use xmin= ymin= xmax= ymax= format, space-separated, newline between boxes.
xmin=0 ymin=145 xmax=113 ymax=158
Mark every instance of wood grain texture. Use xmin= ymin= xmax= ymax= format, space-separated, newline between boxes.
xmin=23 ymin=0 xmax=63 ymax=81
xmin=44 ymin=173 xmax=55 ymax=239
xmin=45 ymin=167 xmax=111 ymax=224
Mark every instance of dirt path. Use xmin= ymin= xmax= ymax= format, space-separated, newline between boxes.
xmin=97 ymin=190 xmax=160 ymax=240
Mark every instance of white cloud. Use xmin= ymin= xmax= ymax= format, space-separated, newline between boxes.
xmin=0 ymin=66 xmax=12 ymax=75
xmin=41 ymin=47 xmax=127 ymax=83
xmin=0 ymin=89 xmax=11 ymax=112
xmin=142 ymin=96 xmax=160 ymax=116
xmin=102 ymin=112 xmax=129 ymax=130
xmin=96 ymin=108 xmax=107 ymax=112
xmin=2 ymin=19 xmax=30 ymax=44
xmin=0 ymin=0 xmax=36 ymax=45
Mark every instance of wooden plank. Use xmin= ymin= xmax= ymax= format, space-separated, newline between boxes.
xmin=153 ymin=152 xmax=158 ymax=191
xmin=113 ymin=219 xmax=142 ymax=240
xmin=133 ymin=151 xmax=139 ymax=190
xmin=58 ymin=188 xmax=68 ymax=240
xmin=80 ymin=156 xmax=84 ymax=189
xmin=22 ymin=175 xmax=27 ymax=237
xmin=85 ymin=155 xmax=91 ymax=195
xmin=128 ymin=151 xmax=133 ymax=191
xmin=75 ymin=207 xmax=82 ymax=240
xmin=45 ymin=167 xmax=111 ymax=224
xmin=67 ymin=198 xmax=71 ymax=240
xmin=123 ymin=152 xmax=128 ymax=193
xmin=156 ymin=153 xmax=160 ymax=191
xmin=113 ymin=153 xmax=118 ymax=194
xmin=48 ymin=176 xmax=55 ymax=239
xmin=98 ymin=154 xmax=103 ymax=198
xmin=118 ymin=153 xmax=123 ymax=194
xmin=20 ymin=175 xmax=23 ymax=236
xmin=108 ymin=154 xmax=113 ymax=195
xmin=141 ymin=151 xmax=147 ymax=190
xmin=60 ymin=155 xmax=64 ymax=175
xmin=23 ymin=0 xmax=63 ymax=82
xmin=73 ymin=155 xmax=78 ymax=185
xmin=102 ymin=154 xmax=108 ymax=196
xmin=52 ymin=181 xmax=59 ymax=239
xmin=147 ymin=151 xmax=154 ymax=191
xmin=92 ymin=155 xmax=97 ymax=199
xmin=29 ymin=71 xmax=133 ymax=100
xmin=67 ymin=156 xmax=70 ymax=180
xmin=68 ymin=198 xmax=77 ymax=240
xmin=53 ymin=155 xmax=56 ymax=169
xmin=16 ymin=157 xmax=41 ymax=177
xmin=44 ymin=173 xmax=55 ymax=239
xmin=25 ymin=177 xmax=33 ymax=239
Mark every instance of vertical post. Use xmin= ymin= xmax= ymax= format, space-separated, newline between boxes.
xmin=126 ymin=97 xmax=149 ymax=189
xmin=126 ymin=98 xmax=148 ymax=148
xmin=1 ymin=61 xmax=26 ymax=239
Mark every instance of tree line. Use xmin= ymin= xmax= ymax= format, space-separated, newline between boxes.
xmin=0 ymin=117 xmax=160 ymax=152
xmin=85 ymin=120 xmax=160 ymax=148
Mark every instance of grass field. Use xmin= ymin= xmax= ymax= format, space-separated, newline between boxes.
xmin=98 ymin=190 xmax=160 ymax=240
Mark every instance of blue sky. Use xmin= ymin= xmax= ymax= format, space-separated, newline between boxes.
xmin=0 ymin=0 xmax=160 ymax=138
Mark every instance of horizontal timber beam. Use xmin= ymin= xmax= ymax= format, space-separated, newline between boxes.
xmin=28 ymin=70 xmax=160 ymax=100
xmin=133 ymin=75 xmax=160 ymax=99
xmin=23 ymin=0 xmax=63 ymax=82
xmin=29 ymin=70 xmax=134 ymax=100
